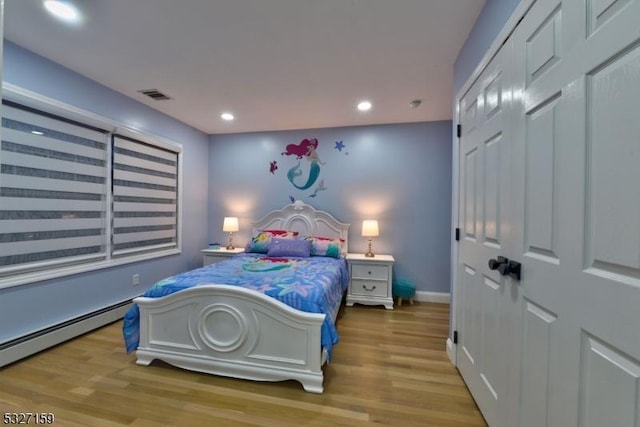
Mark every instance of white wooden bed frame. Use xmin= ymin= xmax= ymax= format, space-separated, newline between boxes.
xmin=133 ymin=201 xmax=349 ymax=393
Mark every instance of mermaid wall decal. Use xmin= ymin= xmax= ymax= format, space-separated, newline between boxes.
xmin=281 ymin=138 xmax=326 ymax=194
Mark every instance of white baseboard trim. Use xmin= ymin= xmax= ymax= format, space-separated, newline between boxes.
xmin=415 ymin=290 xmax=450 ymax=304
xmin=0 ymin=301 xmax=132 ymax=367
xmin=446 ymin=338 xmax=456 ymax=366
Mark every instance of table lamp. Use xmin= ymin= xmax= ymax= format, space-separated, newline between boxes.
xmin=223 ymin=217 xmax=239 ymax=250
xmin=362 ymin=219 xmax=379 ymax=257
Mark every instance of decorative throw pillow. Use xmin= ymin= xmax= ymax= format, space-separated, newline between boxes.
xmin=305 ymin=236 xmax=344 ymax=258
xmin=245 ymin=229 xmax=298 ymax=253
xmin=267 ymin=238 xmax=311 ymax=258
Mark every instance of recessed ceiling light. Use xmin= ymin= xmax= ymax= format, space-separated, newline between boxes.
xmin=357 ymin=101 xmax=372 ymax=112
xmin=31 ymin=130 xmax=45 ymax=136
xmin=43 ymin=1 xmax=81 ymax=23
xmin=221 ymin=112 xmax=235 ymax=121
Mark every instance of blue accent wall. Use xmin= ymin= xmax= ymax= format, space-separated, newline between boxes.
xmin=209 ymin=121 xmax=452 ymax=294
xmin=0 ymin=41 xmax=210 ymax=343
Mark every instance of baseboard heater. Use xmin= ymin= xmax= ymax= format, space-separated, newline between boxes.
xmin=0 ymin=299 xmax=132 ymax=368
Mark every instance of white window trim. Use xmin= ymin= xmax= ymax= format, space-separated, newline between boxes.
xmin=0 ymin=83 xmax=183 ymax=290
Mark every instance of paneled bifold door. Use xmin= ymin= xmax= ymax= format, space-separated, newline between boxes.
xmin=457 ymin=33 xmax=515 ymax=427
xmin=456 ymin=0 xmax=640 ymax=426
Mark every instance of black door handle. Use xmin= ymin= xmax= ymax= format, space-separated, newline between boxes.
xmin=487 ymin=256 xmax=521 ymax=280
xmin=488 ymin=256 xmax=509 ymax=271
xmin=507 ymin=260 xmax=521 ymax=281
xmin=498 ymin=261 xmax=511 ymax=276
xmin=488 ymin=257 xmax=522 ymax=280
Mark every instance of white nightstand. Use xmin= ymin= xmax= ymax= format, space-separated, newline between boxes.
xmin=346 ymin=253 xmax=394 ymax=310
xmin=201 ymin=247 xmax=244 ymax=266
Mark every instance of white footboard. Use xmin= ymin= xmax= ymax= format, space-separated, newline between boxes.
xmin=134 ymin=284 xmax=327 ymax=393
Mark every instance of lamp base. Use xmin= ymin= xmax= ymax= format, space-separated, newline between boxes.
xmin=226 ymin=232 xmax=234 ymax=250
xmin=364 ymin=238 xmax=375 ymax=257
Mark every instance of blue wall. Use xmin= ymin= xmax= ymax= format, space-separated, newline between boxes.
xmin=209 ymin=122 xmax=452 ymax=294
xmin=0 ymin=41 xmax=210 ymax=343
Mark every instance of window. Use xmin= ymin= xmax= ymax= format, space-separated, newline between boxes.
xmin=0 ymin=87 xmax=182 ymax=288
xmin=112 ymin=135 xmax=178 ymax=257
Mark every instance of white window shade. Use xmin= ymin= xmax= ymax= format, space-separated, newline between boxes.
xmin=111 ymin=135 xmax=179 ymax=257
xmin=0 ymin=89 xmax=182 ymax=287
xmin=0 ymin=102 xmax=109 ymax=275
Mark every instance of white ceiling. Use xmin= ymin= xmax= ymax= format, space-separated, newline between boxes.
xmin=3 ymin=0 xmax=484 ymax=134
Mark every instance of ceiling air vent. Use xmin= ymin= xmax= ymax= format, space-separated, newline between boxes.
xmin=138 ymin=89 xmax=171 ymax=101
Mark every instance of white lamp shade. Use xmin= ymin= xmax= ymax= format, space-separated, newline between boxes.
xmin=361 ymin=220 xmax=379 ymax=237
xmin=222 ymin=217 xmax=239 ymax=232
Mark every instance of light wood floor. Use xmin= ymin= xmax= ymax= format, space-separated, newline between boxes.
xmin=0 ymin=302 xmax=487 ymax=427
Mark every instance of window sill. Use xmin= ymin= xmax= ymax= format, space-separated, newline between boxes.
xmin=0 ymin=248 xmax=181 ymax=290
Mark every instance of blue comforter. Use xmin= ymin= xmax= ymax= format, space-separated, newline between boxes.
xmin=123 ymin=253 xmax=349 ymax=359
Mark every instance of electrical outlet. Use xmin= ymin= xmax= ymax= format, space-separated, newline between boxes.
xmin=132 ymin=274 xmax=140 ymax=286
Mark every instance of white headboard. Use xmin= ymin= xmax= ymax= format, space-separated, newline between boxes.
xmin=253 ymin=201 xmax=350 ymax=253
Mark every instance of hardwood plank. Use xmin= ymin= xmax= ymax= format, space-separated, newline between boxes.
xmin=0 ymin=302 xmax=487 ymax=426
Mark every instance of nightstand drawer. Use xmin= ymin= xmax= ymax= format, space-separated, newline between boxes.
xmin=350 ymin=279 xmax=388 ymax=298
xmin=351 ymin=264 xmax=389 ymax=280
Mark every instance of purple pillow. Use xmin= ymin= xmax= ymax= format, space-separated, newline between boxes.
xmin=267 ymin=238 xmax=311 ymax=258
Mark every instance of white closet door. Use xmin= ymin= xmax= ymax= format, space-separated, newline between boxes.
xmin=509 ymin=0 xmax=640 ymax=425
xmin=456 ymin=40 xmax=516 ymax=427
xmin=456 ymin=0 xmax=640 ymax=425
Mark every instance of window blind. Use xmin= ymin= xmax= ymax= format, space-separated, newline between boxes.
xmin=0 ymin=92 xmax=182 ymax=287
xmin=0 ymin=102 xmax=109 ymax=275
xmin=111 ymin=135 xmax=178 ymax=257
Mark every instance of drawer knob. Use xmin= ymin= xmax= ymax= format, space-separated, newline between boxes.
xmin=362 ymin=284 xmax=376 ymax=292
xmin=368 ymin=271 xmax=372 ymax=275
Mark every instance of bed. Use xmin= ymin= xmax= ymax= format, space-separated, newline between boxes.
xmin=123 ymin=201 xmax=350 ymax=393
